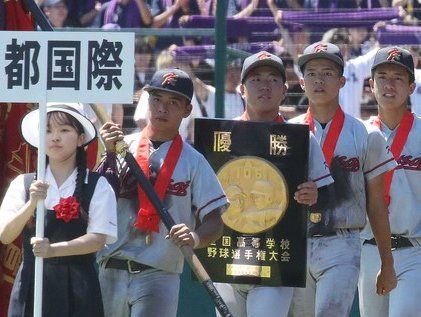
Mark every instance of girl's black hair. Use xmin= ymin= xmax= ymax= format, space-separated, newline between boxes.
xmin=47 ymin=111 xmax=85 ymax=136
xmin=75 ymin=146 xmax=89 ymax=223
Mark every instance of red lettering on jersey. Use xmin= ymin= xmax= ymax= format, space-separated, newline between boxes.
xmin=396 ymin=155 xmax=421 ymax=170
xmin=336 ymin=156 xmax=360 ymax=172
xmin=167 ymin=180 xmax=191 ymax=196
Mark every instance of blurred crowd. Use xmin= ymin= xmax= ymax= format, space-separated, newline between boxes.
xmin=36 ymin=0 xmax=421 ymax=29
xmin=34 ymin=0 xmax=421 ymax=141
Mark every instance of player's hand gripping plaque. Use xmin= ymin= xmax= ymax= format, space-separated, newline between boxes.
xmin=194 ymin=119 xmax=309 ymax=287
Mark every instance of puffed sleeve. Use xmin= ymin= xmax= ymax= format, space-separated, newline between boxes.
xmin=86 ymin=176 xmax=118 ymax=244
xmin=0 ymin=174 xmax=26 ymax=216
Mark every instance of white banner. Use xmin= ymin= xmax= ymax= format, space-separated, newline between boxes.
xmin=0 ymin=31 xmax=134 ymax=103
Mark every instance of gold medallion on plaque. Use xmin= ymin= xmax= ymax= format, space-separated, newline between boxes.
xmin=309 ymin=213 xmax=322 ymax=223
xmin=217 ymin=156 xmax=288 ymax=234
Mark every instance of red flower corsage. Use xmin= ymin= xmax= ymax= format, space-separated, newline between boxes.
xmin=134 ymin=208 xmax=160 ymax=233
xmin=53 ymin=196 xmax=80 ymax=223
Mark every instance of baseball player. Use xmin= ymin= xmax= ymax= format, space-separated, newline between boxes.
xmin=214 ymin=51 xmax=334 ymax=317
xmin=288 ymin=42 xmax=397 ymax=317
xmin=359 ymin=46 xmax=421 ymax=317
xmin=96 ymin=68 xmax=229 ymax=317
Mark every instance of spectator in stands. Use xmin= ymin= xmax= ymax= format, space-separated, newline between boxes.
xmin=281 ymin=53 xmax=304 ymax=108
xmin=66 ymin=0 xmax=106 ymax=27
xmin=182 ymin=38 xmax=215 ymax=84
xmin=393 ymin=0 xmax=421 ymax=22
xmin=303 ymin=0 xmax=359 ymax=10
xmin=359 ymin=0 xmax=392 ymax=9
xmin=134 ymin=37 xmax=154 ymax=91
xmin=150 ymin=0 xmax=202 ymax=48
xmin=91 ymin=0 xmax=152 ymax=28
xmin=322 ymin=27 xmax=352 ymax=59
xmin=42 ymin=0 xmax=80 ymax=28
xmin=119 ymin=37 xmax=155 ymax=133
xmin=322 ymin=27 xmax=379 ymax=118
xmin=150 ymin=0 xmax=201 ymax=28
xmin=194 ymin=58 xmax=244 ymax=118
xmin=349 ymin=26 xmax=371 ymax=57
xmin=224 ymin=0 xmax=301 ymax=18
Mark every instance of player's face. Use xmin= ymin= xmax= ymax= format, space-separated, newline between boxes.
xmin=46 ymin=115 xmax=84 ymax=164
xmin=370 ymin=64 xmax=415 ymax=111
xmin=148 ymin=90 xmax=192 ymax=136
xmin=300 ymin=59 xmax=345 ymax=106
xmin=241 ymin=66 xmax=287 ymax=117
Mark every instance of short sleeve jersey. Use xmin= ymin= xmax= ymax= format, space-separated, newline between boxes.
xmin=96 ymin=133 xmax=228 ymax=274
xmin=290 ymin=112 xmax=395 ymax=229
xmin=361 ymin=115 xmax=421 ymax=241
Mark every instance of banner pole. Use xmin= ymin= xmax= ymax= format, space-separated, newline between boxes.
xmin=33 ymin=96 xmax=47 ymax=317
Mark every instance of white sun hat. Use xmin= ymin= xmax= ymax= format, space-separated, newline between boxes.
xmin=20 ymin=103 xmax=97 ymax=148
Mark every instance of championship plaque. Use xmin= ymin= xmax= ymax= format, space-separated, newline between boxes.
xmin=194 ymin=118 xmax=309 ymax=287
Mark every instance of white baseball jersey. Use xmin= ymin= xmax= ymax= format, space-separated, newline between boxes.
xmin=0 ymin=167 xmax=118 ymax=244
xmin=204 ymin=89 xmax=245 ymax=119
xmin=306 ymin=132 xmax=334 ymax=188
xmin=359 ymin=115 xmax=421 ymax=317
xmin=289 ymin=111 xmax=395 ymax=317
xmin=96 ymin=132 xmax=229 ymax=274
xmin=411 ymin=68 xmax=421 ymax=117
xmin=290 ymin=112 xmax=395 ymax=229
xmin=339 ymin=48 xmax=377 ymax=118
xmin=361 ymin=115 xmax=421 ymax=243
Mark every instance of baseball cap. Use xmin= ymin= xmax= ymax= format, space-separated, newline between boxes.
xmin=371 ymin=46 xmax=415 ymax=82
xmin=241 ymin=51 xmax=286 ymax=83
xmin=21 ymin=103 xmax=97 ymax=148
xmin=144 ymin=68 xmax=194 ymax=102
xmin=298 ymin=42 xmax=344 ymax=73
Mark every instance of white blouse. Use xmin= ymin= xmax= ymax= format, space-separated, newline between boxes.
xmin=0 ymin=166 xmax=117 ymax=244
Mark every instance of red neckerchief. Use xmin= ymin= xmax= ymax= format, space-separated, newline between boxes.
xmin=135 ymin=128 xmax=183 ymax=233
xmin=239 ymin=111 xmax=285 ymax=122
xmin=303 ymin=106 xmax=345 ymax=167
xmin=371 ymin=111 xmax=414 ymax=206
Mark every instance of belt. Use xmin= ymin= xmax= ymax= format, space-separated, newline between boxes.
xmin=310 ymin=228 xmax=355 ymax=238
xmin=105 ymin=258 xmax=153 ymax=274
xmin=364 ymin=235 xmax=413 ymax=250
xmin=45 ymin=254 xmax=95 ymax=265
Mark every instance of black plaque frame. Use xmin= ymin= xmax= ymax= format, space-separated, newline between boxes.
xmin=194 ymin=118 xmax=309 ymax=287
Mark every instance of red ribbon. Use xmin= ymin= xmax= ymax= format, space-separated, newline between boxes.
xmin=303 ymin=107 xmax=345 ymax=167
xmin=135 ymin=129 xmax=183 ymax=233
xmin=53 ymin=196 xmax=80 ymax=223
xmin=371 ymin=111 xmax=414 ymax=206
